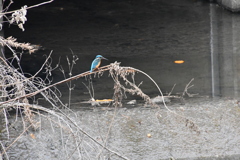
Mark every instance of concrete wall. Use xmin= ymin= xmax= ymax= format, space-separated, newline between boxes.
xmin=216 ymin=0 xmax=240 ymax=12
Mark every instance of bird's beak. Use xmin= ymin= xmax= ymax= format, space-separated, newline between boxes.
xmin=102 ymin=57 xmax=108 ymax=60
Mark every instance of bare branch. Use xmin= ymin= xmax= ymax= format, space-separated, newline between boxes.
xmin=0 ymin=0 xmax=54 ymax=16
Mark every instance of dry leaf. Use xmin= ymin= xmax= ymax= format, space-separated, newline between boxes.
xmin=30 ymin=133 xmax=36 ymax=139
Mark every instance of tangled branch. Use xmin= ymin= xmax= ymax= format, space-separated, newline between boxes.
xmin=0 ymin=36 xmax=38 ymax=54
xmin=0 ymin=59 xmax=199 ymax=159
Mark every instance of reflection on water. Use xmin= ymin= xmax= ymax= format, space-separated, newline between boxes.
xmin=210 ymin=3 xmax=220 ymax=97
xmin=210 ymin=3 xmax=240 ymax=98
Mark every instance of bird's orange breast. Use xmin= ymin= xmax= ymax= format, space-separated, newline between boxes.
xmin=93 ymin=61 xmax=101 ymax=71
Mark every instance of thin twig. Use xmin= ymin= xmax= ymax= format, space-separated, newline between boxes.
xmin=0 ymin=0 xmax=54 ymax=15
xmin=9 ymin=102 xmax=130 ymax=160
xmin=0 ymin=124 xmax=32 ymax=156
xmin=182 ymin=78 xmax=198 ymax=97
xmin=0 ymin=65 xmax=112 ymax=107
xmin=168 ymin=83 xmax=176 ymax=96
xmin=0 ymin=51 xmax=53 ymax=88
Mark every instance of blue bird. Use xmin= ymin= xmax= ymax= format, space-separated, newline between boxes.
xmin=90 ymin=55 xmax=108 ymax=72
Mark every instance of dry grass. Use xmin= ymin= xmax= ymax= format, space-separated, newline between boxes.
xmin=0 ymin=0 xmax=200 ymax=159
xmin=0 ymin=57 xmax=200 ymax=159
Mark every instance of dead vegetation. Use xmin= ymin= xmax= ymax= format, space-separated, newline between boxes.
xmin=0 ymin=0 xmax=200 ymax=159
xmin=0 ymin=58 xmax=200 ymax=159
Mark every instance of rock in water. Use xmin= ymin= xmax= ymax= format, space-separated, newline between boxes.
xmin=127 ymin=99 xmax=137 ymax=105
xmin=150 ymin=96 xmax=170 ymax=104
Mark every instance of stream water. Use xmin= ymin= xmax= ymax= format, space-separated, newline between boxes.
xmin=2 ymin=0 xmax=240 ymax=159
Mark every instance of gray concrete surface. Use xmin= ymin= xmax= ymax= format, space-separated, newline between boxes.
xmin=216 ymin=0 xmax=240 ymax=12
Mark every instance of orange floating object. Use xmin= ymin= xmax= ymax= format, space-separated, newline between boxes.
xmin=96 ymin=99 xmax=113 ymax=102
xmin=174 ymin=60 xmax=185 ymax=64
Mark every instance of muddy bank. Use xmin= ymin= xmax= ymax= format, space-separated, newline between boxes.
xmin=1 ymin=98 xmax=240 ymax=160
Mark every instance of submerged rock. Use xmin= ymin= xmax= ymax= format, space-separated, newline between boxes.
xmin=127 ymin=99 xmax=137 ymax=105
xmin=81 ymin=99 xmax=113 ymax=106
xmin=150 ymin=96 xmax=171 ymax=104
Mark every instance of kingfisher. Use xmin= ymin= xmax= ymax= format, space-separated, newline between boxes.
xmin=90 ymin=55 xmax=108 ymax=72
